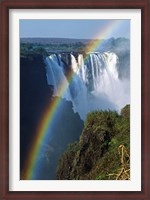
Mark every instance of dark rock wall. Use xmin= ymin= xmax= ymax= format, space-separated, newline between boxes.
xmin=20 ymin=54 xmax=53 ymax=173
xmin=20 ymin=54 xmax=84 ymax=179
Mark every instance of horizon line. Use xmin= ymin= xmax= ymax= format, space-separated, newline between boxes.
xmin=20 ymin=36 xmax=130 ymax=40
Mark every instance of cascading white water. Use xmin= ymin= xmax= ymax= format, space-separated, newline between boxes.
xmin=45 ymin=55 xmax=72 ymax=101
xmin=78 ymin=54 xmax=87 ymax=82
xmin=45 ymin=52 xmax=130 ymax=120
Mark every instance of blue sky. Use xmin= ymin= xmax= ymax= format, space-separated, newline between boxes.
xmin=20 ymin=20 xmax=130 ymax=39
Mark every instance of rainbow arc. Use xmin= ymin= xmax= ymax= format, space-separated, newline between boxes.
xmin=23 ymin=20 xmax=121 ymax=179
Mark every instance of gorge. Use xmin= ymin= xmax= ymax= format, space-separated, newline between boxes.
xmin=20 ymin=38 xmax=130 ymax=180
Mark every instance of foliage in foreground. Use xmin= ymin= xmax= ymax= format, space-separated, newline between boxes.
xmin=56 ymin=105 xmax=130 ymax=180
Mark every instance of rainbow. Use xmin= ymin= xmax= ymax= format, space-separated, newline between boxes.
xmin=22 ymin=69 xmax=74 ymax=179
xmin=23 ymin=20 xmax=122 ymax=179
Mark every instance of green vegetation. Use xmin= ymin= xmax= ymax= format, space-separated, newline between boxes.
xmin=20 ymin=41 xmax=86 ymax=58
xmin=20 ymin=43 xmax=47 ymax=58
xmin=56 ymin=105 xmax=130 ymax=180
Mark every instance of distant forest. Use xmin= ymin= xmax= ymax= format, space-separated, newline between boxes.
xmin=20 ymin=38 xmax=88 ymax=55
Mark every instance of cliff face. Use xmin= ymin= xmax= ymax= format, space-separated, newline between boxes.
xmin=20 ymin=53 xmax=84 ymax=179
xmin=56 ymin=105 xmax=130 ymax=180
xmin=20 ymin=54 xmax=53 ymax=172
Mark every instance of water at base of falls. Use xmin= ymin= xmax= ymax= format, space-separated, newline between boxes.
xmin=45 ymin=52 xmax=130 ymax=120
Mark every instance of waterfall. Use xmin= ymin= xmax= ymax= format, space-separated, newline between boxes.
xmin=45 ymin=52 xmax=130 ymax=120
xmin=45 ymin=55 xmax=72 ymax=101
